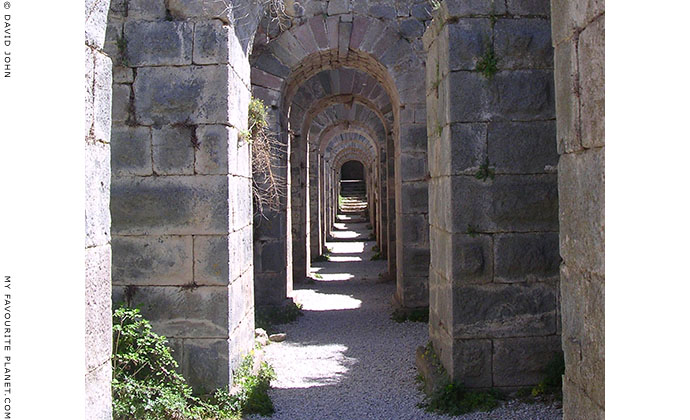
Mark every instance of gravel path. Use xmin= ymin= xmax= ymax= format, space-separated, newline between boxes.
xmin=249 ymin=217 xmax=562 ymax=420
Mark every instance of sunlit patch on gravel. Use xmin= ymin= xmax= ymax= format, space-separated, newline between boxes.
xmin=294 ymin=289 xmax=362 ymax=311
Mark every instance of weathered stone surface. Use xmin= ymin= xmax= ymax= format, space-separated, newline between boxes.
xmin=85 ymin=362 xmax=112 ymax=420
xmin=134 ymin=65 xmax=231 ymax=125
xmin=446 ymin=71 xmax=492 ymax=122
xmin=369 ymin=4 xmax=397 ymax=20
xmin=85 ymin=245 xmax=112 ymax=372
xmin=85 ymin=0 xmax=110 ymax=48
xmin=111 ymin=175 xmax=229 ymax=235
xmin=167 ymin=0 xmax=232 ymax=22
xmin=194 ymin=20 xmax=231 ymax=64
xmin=85 ymin=141 xmax=111 ymax=248
xmin=450 ymin=339 xmax=492 ymax=386
xmin=506 ymin=0 xmax=550 ymax=16
xmin=183 ymin=339 xmax=230 ymax=393
xmin=400 ymin=123 xmax=427 ymax=152
xmin=553 ymin=38 xmax=579 ymax=154
xmin=411 ymin=3 xmax=432 ymax=20
xmin=127 ymin=0 xmax=167 ymax=19
xmin=152 ymin=125 xmax=196 ymax=175
xmin=111 ymin=84 xmax=131 ymax=123
xmin=111 ymin=125 xmax=152 ymax=176
xmin=112 ymin=235 xmax=193 ymax=285
xmin=192 ymin=235 xmax=230 ymax=286
xmin=124 ymin=21 xmax=193 ymax=66
xmin=494 ymin=19 xmax=553 ymax=70
xmin=85 ymin=47 xmax=95 ymax=138
xmin=563 ymin=377 xmax=605 ymax=420
xmin=488 ymin=121 xmax=557 ymax=174
xmin=399 ymin=18 xmax=425 ymax=39
xmin=328 ymin=0 xmax=350 ymax=14
xmin=398 ymin=213 xmax=428 ymax=245
xmin=445 ymin=19 xmax=491 ymax=71
xmin=444 ymin=175 xmax=558 ymax=233
xmin=493 ymin=336 xmax=562 ymax=387
xmin=443 ymin=0 xmax=506 ymax=17
xmin=494 ymin=233 xmax=560 ymax=283
xmin=435 ymin=123 xmax=487 ymax=176
xmin=578 ymin=16 xmax=605 ymax=149
xmin=112 ymin=66 xmax=134 ymax=84
xmin=452 ymin=283 xmax=557 ymax=338
xmin=560 ymin=265 xmax=604 ymax=407
xmin=492 ymin=70 xmax=555 ymax=120
xmin=558 ymin=148 xmax=604 ymax=274
xmin=114 ymin=285 xmax=229 ymax=337
xmin=93 ymin=52 xmax=113 ymax=143
xmin=399 ymin=246 xmax=430 ymax=277
xmin=451 ymin=234 xmax=493 ymax=284
xmin=399 ymin=182 xmax=428 ymax=213
xmin=194 ymin=125 xmax=233 ymax=175
xmin=252 ymin=52 xmax=290 ymax=79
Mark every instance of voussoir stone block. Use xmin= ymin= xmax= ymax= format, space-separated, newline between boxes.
xmin=112 ymin=235 xmax=193 ymax=286
xmin=111 ymin=125 xmax=152 ymax=176
xmin=152 ymin=125 xmax=196 ymax=175
xmin=134 ymin=65 xmax=230 ymax=125
xmin=492 ymin=335 xmax=562 ymax=387
xmin=494 ymin=19 xmax=553 ymax=70
xmin=452 ymin=282 xmax=557 ymax=338
xmin=124 ymin=21 xmax=193 ymax=66
xmin=488 ymin=121 xmax=557 ymax=174
xmin=494 ymin=233 xmax=560 ymax=283
xmin=111 ymin=175 xmax=229 ymax=235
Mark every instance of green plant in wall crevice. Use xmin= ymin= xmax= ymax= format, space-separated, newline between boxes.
xmin=476 ymin=44 xmax=498 ymax=79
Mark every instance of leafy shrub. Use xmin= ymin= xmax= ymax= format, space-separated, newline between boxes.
xmin=112 ymin=306 xmax=275 ymax=420
xmin=420 ymin=382 xmax=501 ymax=415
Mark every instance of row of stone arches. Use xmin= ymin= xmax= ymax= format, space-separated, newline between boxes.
xmin=85 ymin=1 xmax=604 ymax=419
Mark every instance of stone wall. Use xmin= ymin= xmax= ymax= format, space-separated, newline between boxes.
xmin=551 ymin=0 xmax=605 ymax=418
xmin=105 ymin=0 xmax=259 ymax=393
xmin=85 ymin=0 xmax=113 ymax=418
xmin=424 ymin=0 xmax=561 ymax=389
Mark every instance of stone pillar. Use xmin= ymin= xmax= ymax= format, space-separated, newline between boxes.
xmin=309 ymin=142 xmax=321 ymax=258
xmin=424 ymin=0 xmax=561 ymax=389
xmin=85 ymin=0 xmax=113 ymax=418
xmin=551 ymin=0 xmax=604 ymax=418
xmin=107 ymin=0 xmax=256 ymax=393
xmin=386 ymin=135 xmax=397 ymax=281
xmin=290 ymin=134 xmax=309 ymax=282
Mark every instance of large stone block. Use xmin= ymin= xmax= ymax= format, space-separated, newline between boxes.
xmin=167 ymin=0 xmax=232 ymax=22
xmin=85 ymin=47 xmax=95 ymax=138
xmin=115 ymin=286 xmax=229 ymax=337
xmin=93 ymin=51 xmax=113 ymax=143
xmin=558 ymin=148 xmax=604 ymax=275
xmin=85 ymin=141 xmax=111 ymax=248
xmin=399 ymin=153 xmax=427 ymax=182
xmin=134 ymin=65 xmax=231 ymax=125
xmin=445 ymin=19 xmax=491 ymax=71
xmin=400 ymin=123 xmax=428 ymax=153
xmin=563 ymin=376 xmax=605 ymax=420
xmin=128 ymin=0 xmax=167 ymax=19
xmin=494 ymin=233 xmax=560 ymax=283
xmin=578 ymin=16 xmax=605 ymax=149
xmin=85 ymin=245 xmax=112 ymax=372
xmin=452 ymin=283 xmax=557 ymax=338
xmin=506 ymin=0 xmax=550 ymax=16
xmin=560 ymin=265 xmax=604 ymax=407
xmin=85 ymin=0 xmax=109 ymax=48
xmin=451 ymin=234 xmax=493 ymax=284
xmin=124 ymin=21 xmax=193 ymax=66
xmin=447 ymin=175 xmax=558 ymax=233
xmin=152 ymin=125 xmax=196 ymax=175
xmin=400 ymin=246 xmax=430 ymax=277
xmin=553 ymin=38 xmax=580 ymax=154
xmin=488 ymin=121 xmax=557 ymax=174
xmin=254 ymin=272 xmax=289 ymax=306
xmin=194 ymin=20 xmax=231 ymax=65
xmin=494 ymin=19 xmax=553 ymax=70
xmin=111 ymin=83 xmax=131 ymax=123
xmin=195 ymin=125 xmax=235 ymax=175
xmin=443 ymin=0 xmax=506 ymax=17
xmin=493 ymin=336 xmax=562 ymax=387
xmin=85 ymin=362 xmax=112 ymax=420
xmin=450 ymin=339 xmax=492 ymax=387
xmin=446 ymin=71 xmax=492 ymax=123
xmin=182 ymin=339 xmax=230 ymax=394
xmin=399 ymin=182 xmax=428 ymax=214
xmin=111 ymin=124 xmax=152 ymax=176
xmin=492 ymin=70 xmax=555 ymax=121
xmin=112 ymin=235 xmax=193 ymax=286
xmin=445 ymin=123 xmax=487 ymax=175
xmin=111 ymin=175 xmax=229 ymax=235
